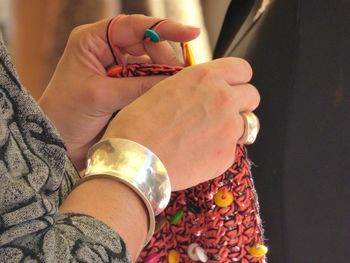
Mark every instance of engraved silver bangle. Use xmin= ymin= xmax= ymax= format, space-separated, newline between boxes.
xmin=76 ymin=138 xmax=171 ymax=245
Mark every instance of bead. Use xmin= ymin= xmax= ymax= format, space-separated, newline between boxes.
xmin=195 ymin=246 xmax=208 ymax=262
xmin=145 ymin=253 xmax=161 ymax=263
xmin=232 ymin=246 xmax=241 ymax=252
xmin=144 ymin=29 xmax=161 ymax=42
xmin=249 ymin=244 xmax=268 ymax=257
xmin=214 ymin=189 xmax=234 ymax=207
xmin=188 ymin=243 xmax=200 ymax=261
xmin=187 ymin=243 xmax=208 ymax=262
xmin=171 ymin=210 xmax=184 ymax=224
xmin=107 ymin=65 xmax=123 ymax=77
xmin=168 ymin=249 xmax=180 ymax=263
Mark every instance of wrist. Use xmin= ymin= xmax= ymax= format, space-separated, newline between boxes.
xmin=76 ymin=138 xmax=171 ymax=245
xmin=60 ymin=177 xmax=148 ymax=261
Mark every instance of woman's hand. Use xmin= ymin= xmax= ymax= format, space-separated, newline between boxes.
xmin=102 ymin=57 xmax=260 ymax=191
xmin=38 ymin=15 xmax=200 ymax=170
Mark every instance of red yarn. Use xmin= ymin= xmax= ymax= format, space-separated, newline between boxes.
xmin=107 ymin=63 xmax=182 ymax=78
xmin=107 ymin=62 xmax=266 ymax=262
xmin=138 ymin=146 xmax=264 ymax=263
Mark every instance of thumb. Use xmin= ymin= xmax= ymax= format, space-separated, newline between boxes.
xmin=90 ymin=75 xmax=167 ymax=112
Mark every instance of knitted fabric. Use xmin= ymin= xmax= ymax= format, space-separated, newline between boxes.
xmin=108 ymin=63 xmax=266 ymax=263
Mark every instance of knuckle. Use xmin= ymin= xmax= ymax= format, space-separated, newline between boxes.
xmin=191 ymin=64 xmax=211 ymax=76
xmin=70 ymin=25 xmax=86 ymax=39
xmin=195 ymin=65 xmax=222 ymax=84
xmin=68 ymin=25 xmax=92 ymax=48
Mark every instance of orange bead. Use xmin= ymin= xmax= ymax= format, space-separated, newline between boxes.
xmin=168 ymin=249 xmax=180 ymax=263
xmin=249 ymin=244 xmax=268 ymax=257
xmin=107 ymin=65 xmax=123 ymax=77
xmin=214 ymin=189 xmax=234 ymax=207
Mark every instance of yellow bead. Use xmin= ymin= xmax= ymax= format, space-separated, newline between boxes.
xmin=249 ymin=244 xmax=268 ymax=257
xmin=214 ymin=189 xmax=234 ymax=207
xmin=168 ymin=249 xmax=180 ymax=263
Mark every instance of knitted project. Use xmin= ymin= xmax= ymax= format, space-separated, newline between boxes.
xmin=107 ymin=17 xmax=266 ymax=263
xmin=108 ymin=61 xmax=266 ymax=263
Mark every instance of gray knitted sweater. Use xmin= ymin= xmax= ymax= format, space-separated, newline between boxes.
xmin=0 ymin=41 xmax=131 ymax=262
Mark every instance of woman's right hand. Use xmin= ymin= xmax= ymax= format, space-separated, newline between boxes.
xmin=102 ymin=57 xmax=260 ymax=191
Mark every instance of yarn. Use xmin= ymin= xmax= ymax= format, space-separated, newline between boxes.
xmin=106 ymin=16 xmax=266 ymax=262
xmin=107 ymin=60 xmax=266 ymax=262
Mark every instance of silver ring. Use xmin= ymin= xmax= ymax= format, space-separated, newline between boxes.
xmin=238 ymin=112 xmax=260 ymax=145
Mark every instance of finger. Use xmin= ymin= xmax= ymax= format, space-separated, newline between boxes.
xmin=127 ymin=55 xmax=152 ymax=64
xmin=145 ymin=41 xmax=183 ymax=66
xmin=217 ymin=83 xmax=260 ymax=144
xmin=92 ymin=15 xmax=199 ymax=66
xmin=89 ymin=75 xmax=168 ymax=112
xmin=230 ymin=83 xmax=260 ymax=112
xmin=226 ymin=84 xmax=260 ymax=146
xmin=118 ymin=40 xmax=182 ymax=66
xmin=180 ymin=57 xmax=253 ymax=85
xmin=109 ymin=15 xmax=200 ymax=47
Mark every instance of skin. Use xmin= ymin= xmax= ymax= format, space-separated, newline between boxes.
xmin=102 ymin=58 xmax=259 ymax=191
xmin=39 ymin=15 xmax=200 ymax=171
xmin=41 ymin=15 xmax=260 ymax=261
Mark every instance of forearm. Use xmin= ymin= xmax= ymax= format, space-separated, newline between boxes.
xmin=59 ymin=177 xmax=148 ymax=261
xmin=0 ymin=163 xmax=134 ymax=262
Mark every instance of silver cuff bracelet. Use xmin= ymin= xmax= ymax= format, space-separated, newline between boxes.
xmin=77 ymin=138 xmax=171 ymax=245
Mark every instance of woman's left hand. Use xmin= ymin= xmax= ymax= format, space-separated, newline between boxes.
xmin=38 ymin=15 xmax=200 ymax=170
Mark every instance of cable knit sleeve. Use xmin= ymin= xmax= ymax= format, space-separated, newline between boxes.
xmin=0 ymin=41 xmax=131 ymax=262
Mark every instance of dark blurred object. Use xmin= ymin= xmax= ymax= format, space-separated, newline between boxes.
xmin=121 ymin=0 xmax=152 ymax=15
xmin=215 ymin=0 xmax=350 ymax=262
